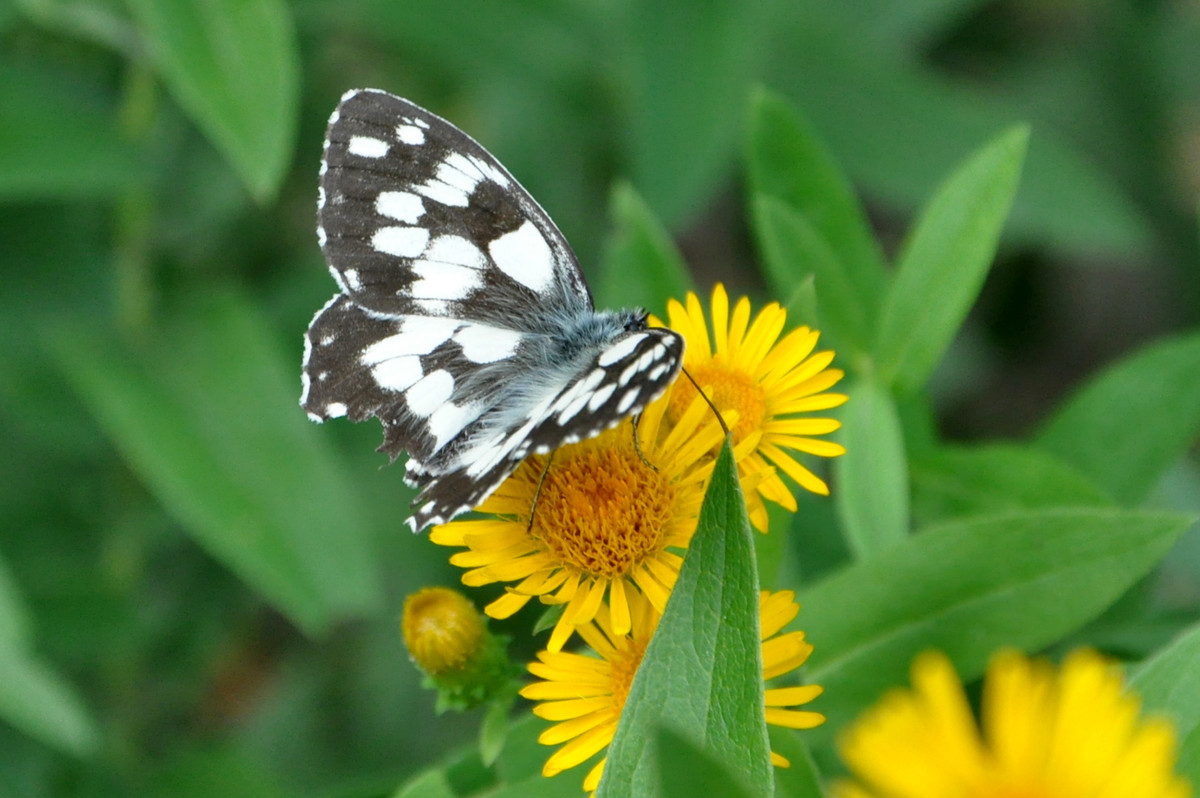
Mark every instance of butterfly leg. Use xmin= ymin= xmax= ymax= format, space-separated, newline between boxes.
xmin=631 ymin=414 xmax=658 ymax=472
xmin=526 ymin=451 xmax=557 ymax=532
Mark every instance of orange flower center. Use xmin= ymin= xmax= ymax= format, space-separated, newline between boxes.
xmin=669 ymin=361 xmax=766 ymax=444
xmin=531 ymin=441 xmax=675 ymax=578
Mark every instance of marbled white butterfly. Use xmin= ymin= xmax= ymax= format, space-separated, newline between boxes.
xmin=301 ymin=89 xmax=684 ymax=532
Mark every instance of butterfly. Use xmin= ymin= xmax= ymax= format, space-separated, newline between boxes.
xmin=301 ymin=89 xmax=685 ymax=532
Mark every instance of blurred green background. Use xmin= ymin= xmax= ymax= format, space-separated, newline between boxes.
xmin=2 ymin=0 xmax=1199 ymax=795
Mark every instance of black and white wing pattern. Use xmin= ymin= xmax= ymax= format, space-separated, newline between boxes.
xmin=301 ymin=89 xmax=684 ymax=532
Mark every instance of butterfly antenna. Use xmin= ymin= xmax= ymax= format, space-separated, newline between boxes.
xmin=526 ymin=451 xmax=556 ymax=532
xmin=681 ymin=366 xmax=730 ymax=437
xmin=630 ymin=413 xmax=658 ymax=472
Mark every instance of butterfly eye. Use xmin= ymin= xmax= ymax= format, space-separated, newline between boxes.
xmin=625 ymin=310 xmax=649 ymax=332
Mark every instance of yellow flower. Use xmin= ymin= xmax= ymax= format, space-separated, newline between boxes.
xmin=430 ymin=391 xmax=730 ymax=652
xmin=835 ymin=649 xmax=1192 ymax=798
xmin=401 ymin=587 xmax=486 ymax=675
xmin=520 ymin=590 xmax=825 ymax=795
xmin=662 ymin=284 xmax=847 ymax=531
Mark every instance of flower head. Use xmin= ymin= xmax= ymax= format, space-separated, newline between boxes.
xmin=835 ymin=649 xmax=1192 ymax=798
xmin=662 ymin=284 xmax=847 ymax=530
xmin=401 ymin=586 xmax=517 ymax=711
xmin=520 ymin=590 xmax=824 ymax=795
xmin=402 ymin=586 xmax=486 ymax=675
xmin=430 ymin=392 xmax=727 ymax=652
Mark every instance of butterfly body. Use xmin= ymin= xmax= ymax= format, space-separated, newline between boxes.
xmin=302 ymin=89 xmax=683 ymax=531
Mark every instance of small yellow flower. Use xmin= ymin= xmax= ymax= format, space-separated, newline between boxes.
xmin=520 ymin=590 xmax=824 ymax=795
xmin=835 ymin=649 xmax=1192 ymax=798
xmin=430 ymin=392 xmax=731 ymax=652
xmin=401 ymin=586 xmax=517 ymax=711
xmin=402 ymin=587 xmax=486 ymax=675
xmin=662 ymin=284 xmax=847 ymax=530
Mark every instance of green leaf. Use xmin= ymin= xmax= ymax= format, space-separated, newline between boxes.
xmin=0 ymin=63 xmax=144 ymax=198
xmin=770 ymin=728 xmax=824 ymax=798
xmin=125 ymin=0 xmax=299 ymax=203
xmin=0 ymin=646 xmax=98 ymax=758
xmin=597 ymin=182 xmax=694 ymax=317
xmin=151 ymin=746 xmax=289 ymax=798
xmin=747 ymin=87 xmax=886 ymax=329
xmin=47 ymin=291 xmax=381 ymax=635
xmin=833 ymin=377 xmax=909 ymax=557
xmin=656 ymin=727 xmax=754 ymax=798
xmin=480 ymin=690 xmax=517 ymax=767
xmin=1035 ymin=331 xmax=1200 ymax=506
xmin=599 ymin=441 xmax=770 ymax=797
xmin=752 ymin=196 xmax=871 ymax=354
xmin=798 ymin=508 xmax=1191 ymax=737
xmin=626 ymin=0 xmax=764 ymax=224
xmin=1129 ymin=622 xmax=1200 ymax=786
xmin=911 ymin=443 xmax=1113 ymax=525
xmin=0 ymin=551 xmax=98 ymax=757
xmin=873 ymin=125 xmax=1028 ymax=392
xmin=783 ymin=274 xmax=819 ymax=330
xmin=394 ymin=769 xmax=456 ymax=798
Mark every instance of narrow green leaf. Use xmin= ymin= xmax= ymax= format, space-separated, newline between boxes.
xmin=783 ymin=274 xmax=819 ymax=330
xmin=656 ymin=727 xmax=754 ymax=798
xmin=747 ymin=88 xmax=886 ymax=324
xmin=1129 ymin=622 xmax=1200 ymax=786
xmin=0 ymin=64 xmax=143 ymax=198
xmin=798 ymin=508 xmax=1191 ymax=737
xmin=834 ymin=377 xmax=909 ymax=558
xmin=770 ymin=728 xmax=824 ymax=798
xmin=47 ymin=292 xmax=381 ymax=635
xmin=0 ymin=647 xmax=98 ymax=758
xmin=597 ymin=182 xmax=694 ymax=316
xmin=0 ymin=546 xmax=98 ymax=757
xmin=125 ymin=0 xmax=299 ymax=203
xmin=599 ymin=441 xmax=770 ymax=797
xmin=1035 ymin=331 xmax=1200 ymax=506
xmin=911 ymin=443 xmax=1113 ymax=525
xmin=394 ymin=769 xmax=456 ymax=798
xmin=627 ymin=1 xmax=764 ymax=224
xmin=752 ymin=195 xmax=871 ymax=354
xmin=874 ymin=125 xmax=1028 ymax=392
xmin=479 ymin=690 xmax=517 ymax=767
xmin=0 ymin=552 xmax=31 ymax=648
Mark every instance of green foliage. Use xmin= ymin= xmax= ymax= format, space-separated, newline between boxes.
xmin=4 ymin=2 xmax=1200 ymax=796
xmin=596 ymin=182 xmax=694 ymax=318
xmin=124 ymin=0 xmax=299 ymax=203
xmin=1036 ymin=332 xmax=1200 ymax=506
xmin=47 ymin=291 xmax=381 ymax=635
xmin=600 ymin=441 xmax=770 ymax=798
xmin=874 ymin=125 xmax=1028 ymax=392
xmin=800 ymin=508 xmax=1192 ymax=736
xmin=833 ymin=377 xmax=909 ymax=558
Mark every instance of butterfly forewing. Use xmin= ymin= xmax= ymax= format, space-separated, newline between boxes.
xmin=317 ymin=89 xmax=590 ymax=323
xmin=302 ymin=89 xmax=685 ymax=532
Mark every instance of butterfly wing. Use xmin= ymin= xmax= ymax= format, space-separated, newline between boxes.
xmin=302 ymin=89 xmax=685 ymax=532
xmin=316 ymin=89 xmax=591 ymax=324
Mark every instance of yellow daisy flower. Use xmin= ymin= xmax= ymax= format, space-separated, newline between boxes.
xmin=520 ymin=590 xmax=825 ymax=795
xmin=835 ymin=649 xmax=1192 ymax=798
xmin=429 ymin=391 xmax=733 ymax=652
xmin=662 ymin=283 xmax=847 ymax=531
